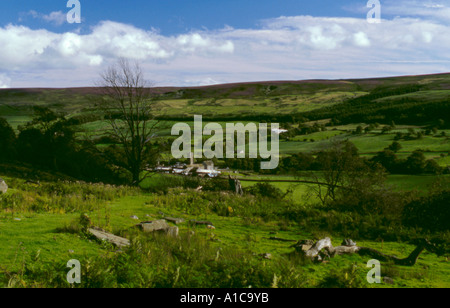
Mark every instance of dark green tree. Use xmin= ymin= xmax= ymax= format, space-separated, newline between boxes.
xmin=387 ymin=141 xmax=402 ymax=153
xmin=0 ymin=117 xmax=16 ymax=160
xmin=372 ymin=149 xmax=398 ymax=173
xmin=405 ymin=150 xmax=426 ymax=174
xmin=424 ymin=159 xmax=443 ymax=175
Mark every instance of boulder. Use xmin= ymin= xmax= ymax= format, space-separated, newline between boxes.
xmin=0 ymin=178 xmax=7 ymax=194
xmin=164 ymin=217 xmax=185 ymax=225
xmin=88 ymin=228 xmax=130 ymax=248
xmin=139 ymin=219 xmax=170 ymax=233
xmin=341 ymin=239 xmax=357 ymax=247
xmin=305 ymin=238 xmax=333 ymax=259
xmin=291 ymin=239 xmax=315 ymax=253
xmin=166 ymin=226 xmax=179 ymax=237
xmin=299 ymin=244 xmax=313 ymax=252
xmin=137 ymin=220 xmax=179 ymax=237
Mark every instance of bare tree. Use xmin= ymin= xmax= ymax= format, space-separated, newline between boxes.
xmin=97 ymin=58 xmax=160 ymax=185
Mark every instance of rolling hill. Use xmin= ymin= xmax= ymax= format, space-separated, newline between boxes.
xmin=1 ymin=72 xmax=450 ymax=127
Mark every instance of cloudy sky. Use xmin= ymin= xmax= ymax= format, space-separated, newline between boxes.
xmin=1 ymin=0 xmax=450 ymax=88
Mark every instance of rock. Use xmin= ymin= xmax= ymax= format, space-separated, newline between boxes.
xmin=164 ymin=217 xmax=185 ymax=225
xmin=139 ymin=219 xmax=170 ymax=233
xmin=130 ymin=215 xmax=140 ymax=220
xmin=305 ymin=238 xmax=333 ymax=259
xmin=138 ymin=220 xmax=179 ymax=237
xmin=291 ymin=239 xmax=315 ymax=253
xmin=166 ymin=226 xmax=179 ymax=237
xmin=88 ymin=228 xmax=130 ymax=248
xmin=0 ymin=178 xmax=8 ymax=194
xmin=299 ymin=244 xmax=313 ymax=252
xmin=342 ymin=239 xmax=357 ymax=247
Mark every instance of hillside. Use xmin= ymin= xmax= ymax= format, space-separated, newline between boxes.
xmin=1 ymin=73 xmax=450 ymax=127
xmin=1 ymin=73 xmax=450 ymax=289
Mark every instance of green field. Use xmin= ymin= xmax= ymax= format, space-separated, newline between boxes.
xmin=1 ymin=183 xmax=449 ymax=288
xmin=1 ymin=74 xmax=449 ymax=288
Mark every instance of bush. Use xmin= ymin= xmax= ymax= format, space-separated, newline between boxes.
xmin=403 ymin=189 xmax=450 ymax=232
xmin=201 ymin=178 xmax=232 ymax=192
xmin=0 ymin=117 xmax=16 ymax=160
xmin=246 ymin=183 xmax=285 ymax=199
xmin=0 ymin=179 xmax=138 ymax=213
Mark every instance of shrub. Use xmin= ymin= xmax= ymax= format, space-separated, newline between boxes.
xmin=246 ymin=183 xmax=285 ymax=200
xmin=403 ymin=189 xmax=450 ymax=232
xmin=201 ymin=178 xmax=232 ymax=192
xmin=0 ymin=179 xmax=138 ymax=213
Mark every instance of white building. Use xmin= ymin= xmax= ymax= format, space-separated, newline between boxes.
xmin=271 ymin=128 xmax=288 ymax=134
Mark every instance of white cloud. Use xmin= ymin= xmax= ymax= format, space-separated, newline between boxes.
xmin=0 ymin=21 xmax=235 ymax=72
xmin=42 ymin=11 xmax=67 ymax=26
xmin=0 ymin=25 xmax=58 ymax=70
xmin=86 ymin=21 xmax=171 ymax=60
xmin=345 ymin=0 xmax=450 ymax=24
xmin=386 ymin=0 xmax=450 ymax=19
xmin=2 ymin=12 xmax=450 ymax=87
xmin=353 ymin=32 xmax=371 ymax=47
xmin=176 ymin=33 xmax=234 ymax=54
xmin=23 ymin=10 xmax=67 ymax=26
xmin=182 ymin=77 xmax=222 ymax=86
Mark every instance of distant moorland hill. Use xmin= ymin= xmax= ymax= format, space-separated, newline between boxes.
xmin=1 ymin=72 xmax=450 ymax=126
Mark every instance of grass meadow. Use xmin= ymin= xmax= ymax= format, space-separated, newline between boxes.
xmin=1 ymin=78 xmax=449 ymax=288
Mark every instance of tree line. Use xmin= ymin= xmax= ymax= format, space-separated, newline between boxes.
xmin=0 ymin=109 xmax=125 ymax=184
xmin=300 ymin=85 xmax=450 ymax=127
xmin=220 ymin=141 xmax=447 ymax=176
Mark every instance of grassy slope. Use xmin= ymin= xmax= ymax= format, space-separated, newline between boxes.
xmin=1 ymin=73 xmax=449 ymax=287
xmin=1 ymin=72 xmax=450 ymax=128
xmin=0 ymin=213 xmax=105 ymax=272
xmin=279 ymin=129 xmax=449 ymax=166
xmin=1 ymin=191 xmax=448 ymax=288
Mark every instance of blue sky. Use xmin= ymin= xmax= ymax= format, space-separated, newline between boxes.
xmin=1 ymin=0 xmax=450 ymax=87
xmin=4 ymin=1 xmax=361 ymax=35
